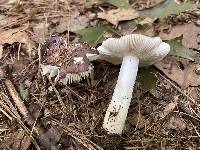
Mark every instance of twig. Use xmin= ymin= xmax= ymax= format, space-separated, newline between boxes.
xmin=38 ymin=44 xmax=41 ymax=68
xmin=134 ymin=97 xmax=141 ymax=131
xmin=0 ymin=81 xmax=21 ymax=118
xmin=50 ymin=81 xmax=67 ymax=112
xmin=4 ymin=80 xmax=29 ymax=117
xmin=65 ymin=85 xmax=85 ymax=101
xmin=0 ymin=108 xmax=12 ymax=120
xmin=190 ymin=120 xmax=200 ymax=138
xmin=17 ymin=43 xmax=22 ymax=60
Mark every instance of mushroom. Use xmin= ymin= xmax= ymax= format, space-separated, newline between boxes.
xmin=40 ymin=36 xmax=96 ymax=84
xmin=96 ymin=34 xmax=170 ymax=134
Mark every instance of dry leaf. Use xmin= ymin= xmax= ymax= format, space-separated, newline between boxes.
xmin=98 ymin=8 xmax=139 ymax=26
xmin=0 ymin=27 xmax=36 ymax=56
xmin=164 ymin=102 xmax=177 ymax=112
xmin=7 ymin=130 xmax=31 ymax=150
xmin=0 ymin=15 xmax=18 ymax=28
xmin=31 ymin=23 xmax=49 ymax=44
xmin=130 ymin=0 xmax=165 ymax=10
xmin=155 ymin=56 xmax=200 ymax=88
xmin=134 ymin=17 xmax=155 ymax=36
xmin=0 ymin=27 xmax=37 ymax=81
xmin=56 ymin=11 xmax=92 ymax=33
xmin=138 ymin=17 xmax=155 ymax=26
xmin=164 ymin=116 xmax=186 ymax=130
xmin=160 ymin=23 xmax=200 ymax=50
xmin=128 ymin=113 xmax=150 ymax=129
xmin=58 ymin=0 xmax=70 ymax=5
xmin=149 ymin=0 xmax=165 ymax=7
xmin=0 ymin=0 xmax=18 ymax=6
xmin=188 ymin=87 xmax=200 ymax=100
xmin=159 ymin=101 xmax=177 ymax=118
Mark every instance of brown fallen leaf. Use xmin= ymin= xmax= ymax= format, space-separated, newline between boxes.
xmin=31 ymin=23 xmax=49 ymax=44
xmin=128 ymin=113 xmax=150 ymax=129
xmin=0 ymin=27 xmax=36 ymax=56
xmin=155 ymin=56 xmax=200 ymax=89
xmin=0 ymin=15 xmax=18 ymax=28
xmin=139 ymin=17 xmax=155 ymax=26
xmin=164 ymin=115 xmax=186 ymax=131
xmin=58 ymin=0 xmax=70 ymax=5
xmin=160 ymin=23 xmax=200 ymax=50
xmin=0 ymin=0 xmax=18 ymax=6
xmin=188 ymin=87 xmax=200 ymax=100
xmin=134 ymin=17 xmax=155 ymax=37
xmin=98 ymin=8 xmax=139 ymax=26
xmin=159 ymin=100 xmax=177 ymax=119
xmin=7 ymin=130 xmax=31 ymax=150
xmin=0 ymin=39 xmax=37 ymax=82
xmin=56 ymin=10 xmax=92 ymax=33
xmin=0 ymin=27 xmax=35 ymax=79
xmin=149 ymin=0 xmax=165 ymax=7
xmin=130 ymin=0 xmax=165 ymax=10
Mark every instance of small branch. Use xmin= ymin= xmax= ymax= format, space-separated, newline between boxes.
xmin=4 ymin=79 xmax=29 ymax=117
xmin=0 ymin=108 xmax=12 ymax=120
xmin=0 ymin=82 xmax=21 ymax=119
xmin=50 ymin=81 xmax=67 ymax=113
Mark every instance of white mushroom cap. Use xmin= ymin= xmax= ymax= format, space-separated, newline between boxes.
xmin=97 ymin=34 xmax=170 ymax=65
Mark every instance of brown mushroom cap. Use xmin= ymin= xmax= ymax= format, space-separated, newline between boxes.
xmin=41 ymin=36 xmax=96 ymax=84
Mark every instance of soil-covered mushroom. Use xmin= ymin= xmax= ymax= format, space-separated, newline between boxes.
xmin=40 ymin=36 xmax=97 ymax=84
xmin=95 ymin=34 xmax=170 ymax=134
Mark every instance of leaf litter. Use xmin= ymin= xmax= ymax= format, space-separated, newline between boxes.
xmin=155 ymin=56 xmax=200 ymax=88
xmin=0 ymin=26 xmax=36 ymax=56
xmin=56 ymin=10 xmax=94 ymax=33
xmin=1 ymin=0 xmax=200 ymax=149
xmin=97 ymin=8 xmax=139 ymax=26
xmin=160 ymin=23 xmax=200 ymax=50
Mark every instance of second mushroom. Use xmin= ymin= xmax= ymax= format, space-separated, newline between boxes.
xmin=40 ymin=36 xmax=96 ymax=84
xmin=95 ymin=34 xmax=170 ymax=134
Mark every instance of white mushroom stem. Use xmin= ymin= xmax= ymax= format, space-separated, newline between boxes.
xmin=103 ymin=55 xmax=139 ymax=134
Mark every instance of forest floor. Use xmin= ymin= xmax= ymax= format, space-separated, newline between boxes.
xmin=0 ymin=0 xmax=200 ymax=149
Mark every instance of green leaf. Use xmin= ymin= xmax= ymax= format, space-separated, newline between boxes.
xmin=138 ymin=66 xmax=157 ymax=91
xmin=167 ymin=37 xmax=200 ymax=64
xmin=77 ymin=25 xmax=111 ymax=47
xmin=101 ymin=0 xmax=131 ymax=9
xmin=18 ymin=84 xmax=29 ymax=101
xmin=140 ymin=0 xmax=199 ymax=19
